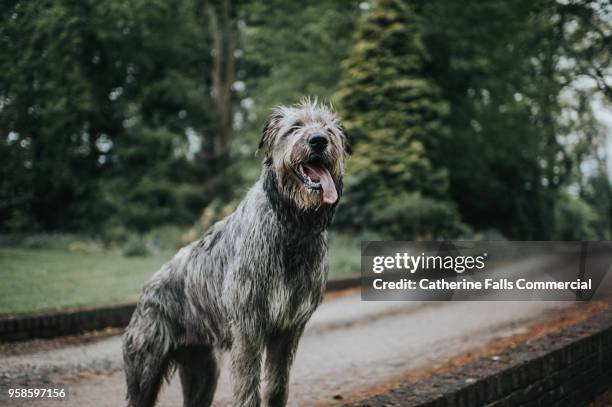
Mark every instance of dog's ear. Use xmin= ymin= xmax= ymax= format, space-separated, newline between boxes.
xmin=338 ymin=124 xmax=352 ymax=155
xmin=258 ymin=113 xmax=281 ymax=152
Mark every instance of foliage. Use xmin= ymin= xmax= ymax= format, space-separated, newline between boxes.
xmin=553 ymin=192 xmax=604 ymax=240
xmin=121 ymin=235 xmax=151 ymax=257
xmin=0 ymin=0 xmax=215 ymax=233
xmin=412 ymin=0 xmax=611 ymax=239
xmin=334 ymin=0 xmax=464 ymax=239
xmin=1 ymin=0 xmax=611 ymax=243
xmin=557 ymin=1 xmax=612 ymax=102
xmin=0 ymin=233 xmax=100 ymax=251
xmin=239 ymin=0 xmax=359 ymax=109
xmin=328 ymin=232 xmax=361 ymax=276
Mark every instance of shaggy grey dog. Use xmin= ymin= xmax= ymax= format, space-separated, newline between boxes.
xmin=123 ymin=99 xmax=350 ymax=407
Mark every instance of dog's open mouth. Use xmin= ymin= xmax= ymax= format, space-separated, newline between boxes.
xmin=293 ymin=161 xmax=338 ymax=204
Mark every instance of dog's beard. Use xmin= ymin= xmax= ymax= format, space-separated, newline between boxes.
xmin=278 ymin=168 xmax=327 ymax=211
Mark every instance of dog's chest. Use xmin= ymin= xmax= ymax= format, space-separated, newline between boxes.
xmin=266 ymin=246 xmax=326 ymax=330
xmin=267 ymin=278 xmax=318 ymax=330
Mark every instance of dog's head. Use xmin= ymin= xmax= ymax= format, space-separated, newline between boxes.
xmin=259 ymin=99 xmax=350 ymax=211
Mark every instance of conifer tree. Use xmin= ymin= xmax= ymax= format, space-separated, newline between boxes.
xmin=335 ymin=0 xmax=463 ymax=238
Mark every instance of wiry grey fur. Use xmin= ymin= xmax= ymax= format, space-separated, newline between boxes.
xmin=123 ymin=99 xmax=350 ymax=407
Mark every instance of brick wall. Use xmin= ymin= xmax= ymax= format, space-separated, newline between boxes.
xmin=0 ymin=303 xmax=136 ymax=341
xmin=346 ymin=309 xmax=612 ymax=407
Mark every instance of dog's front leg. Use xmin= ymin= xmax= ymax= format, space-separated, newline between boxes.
xmin=231 ymin=325 xmax=264 ymax=407
xmin=263 ymin=326 xmax=305 ymax=407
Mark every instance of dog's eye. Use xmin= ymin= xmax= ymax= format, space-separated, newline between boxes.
xmin=283 ymin=125 xmax=302 ymax=138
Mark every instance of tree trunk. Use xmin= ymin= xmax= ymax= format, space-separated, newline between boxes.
xmin=208 ymin=0 xmax=235 ymax=159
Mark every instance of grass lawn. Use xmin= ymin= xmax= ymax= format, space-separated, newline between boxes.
xmin=0 ymin=248 xmax=175 ymax=316
xmin=0 ymin=236 xmax=360 ymax=316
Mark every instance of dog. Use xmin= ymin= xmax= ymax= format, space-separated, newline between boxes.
xmin=123 ymin=99 xmax=350 ymax=407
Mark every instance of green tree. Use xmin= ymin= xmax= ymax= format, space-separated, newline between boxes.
xmin=414 ymin=0 xmax=610 ymax=239
xmin=334 ymin=0 xmax=464 ymax=239
xmin=0 ymin=0 xmax=216 ymax=233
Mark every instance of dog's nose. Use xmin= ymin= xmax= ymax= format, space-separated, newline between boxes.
xmin=308 ymin=133 xmax=329 ymax=152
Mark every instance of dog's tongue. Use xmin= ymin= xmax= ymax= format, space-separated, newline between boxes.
xmin=304 ymin=164 xmax=338 ymax=204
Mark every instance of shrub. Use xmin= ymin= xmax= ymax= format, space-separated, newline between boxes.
xmin=122 ymin=236 xmax=151 ymax=257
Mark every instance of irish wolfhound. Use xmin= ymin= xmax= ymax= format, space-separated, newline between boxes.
xmin=123 ymin=99 xmax=350 ymax=407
